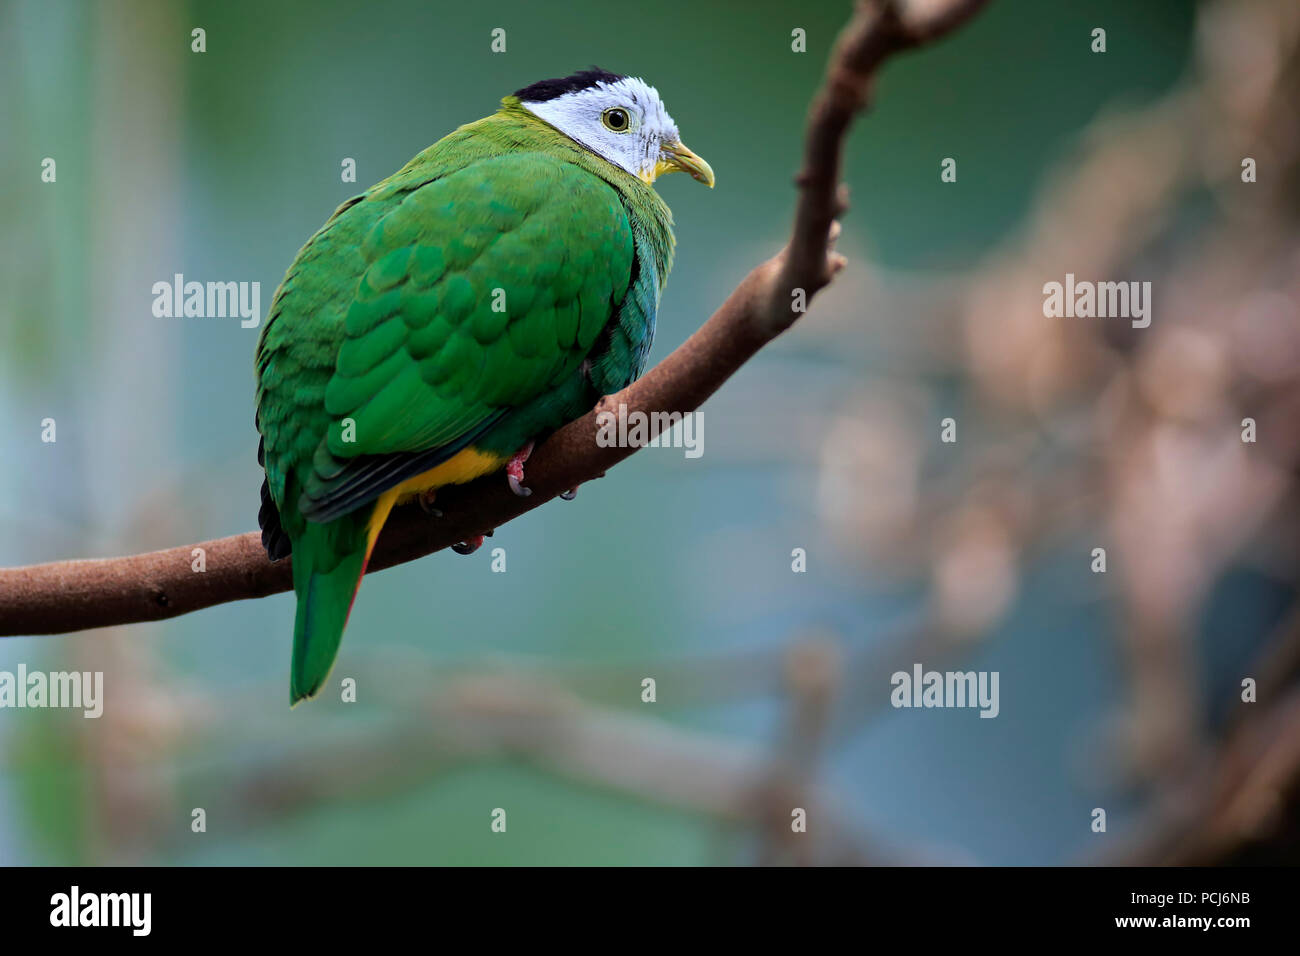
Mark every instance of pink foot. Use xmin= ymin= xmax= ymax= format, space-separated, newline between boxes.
xmin=507 ymin=441 xmax=535 ymax=497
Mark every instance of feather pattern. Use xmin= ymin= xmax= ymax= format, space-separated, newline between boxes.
xmin=254 ymin=96 xmax=677 ymax=703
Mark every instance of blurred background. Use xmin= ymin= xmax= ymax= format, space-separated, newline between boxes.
xmin=1 ymin=0 xmax=1297 ymax=865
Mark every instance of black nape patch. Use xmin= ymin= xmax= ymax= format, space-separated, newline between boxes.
xmin=514 ymin=67 xmax=624 ymax=102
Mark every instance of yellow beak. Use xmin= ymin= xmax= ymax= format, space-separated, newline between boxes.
xmin=648 ymin=140 xmax=716 ymax=187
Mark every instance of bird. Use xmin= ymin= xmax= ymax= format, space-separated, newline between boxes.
xmin=254 ymin=68 xmax=714 ymax=705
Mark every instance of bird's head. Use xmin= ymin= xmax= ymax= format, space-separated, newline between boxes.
xmin=514 ymin=68 xmax=715 ymax=189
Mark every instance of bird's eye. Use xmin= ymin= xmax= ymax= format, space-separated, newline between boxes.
xmin=602 ymin=108 xmax=630 ymax=132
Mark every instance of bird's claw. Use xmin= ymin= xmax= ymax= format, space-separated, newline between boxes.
xmin=507 ymin=441 xmax=535 ymax=498
xmin=451 ymin=534 xmax=484 ymax=555
xmin=419 ymin=489 xmax=442 ymax=517
xmin=560 ymin=486 xmax=579 ymax=501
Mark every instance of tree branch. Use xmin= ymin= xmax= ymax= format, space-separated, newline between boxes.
xmin=0 ymin=0 xmax=990 ymax=637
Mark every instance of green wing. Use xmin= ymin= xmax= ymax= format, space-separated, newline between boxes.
xmin=308 ymin=152 xmax=632 ymax=519
xmin=257 ymin=151 xmax=635 ymax=531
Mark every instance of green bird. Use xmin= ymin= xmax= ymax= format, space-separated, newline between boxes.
xmin=254 ymin=69 xmax=714 ymax=705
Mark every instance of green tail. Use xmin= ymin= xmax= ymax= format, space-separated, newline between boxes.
xmin=289 ymin=515 xmax=372 ymax=706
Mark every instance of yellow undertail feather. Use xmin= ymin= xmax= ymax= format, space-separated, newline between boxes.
xmin=363 ymin=445 xmax=510 ymax=558
xmin=290 ymin=447 xmax=510 ymax=707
